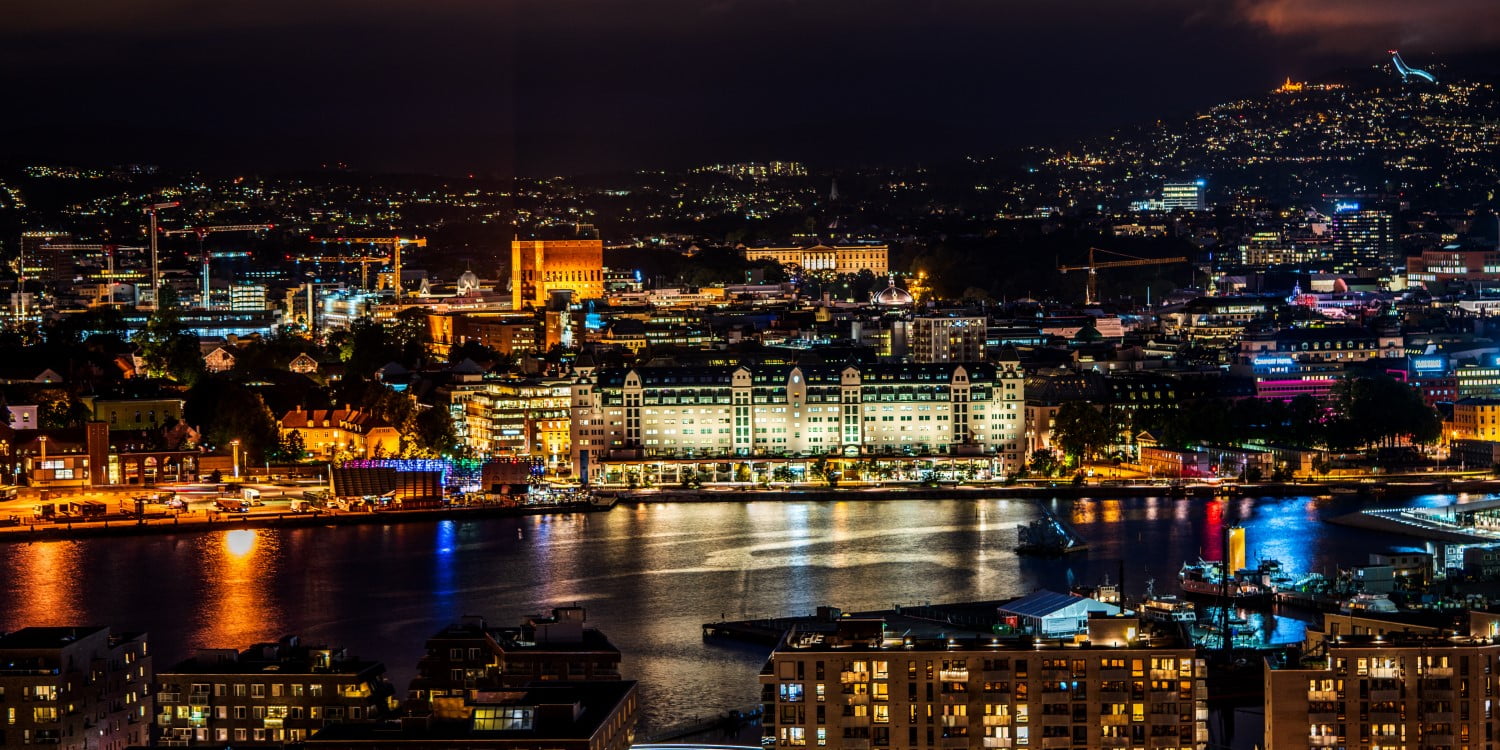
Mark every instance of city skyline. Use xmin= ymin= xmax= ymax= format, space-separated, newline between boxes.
xmin=4 ymin=1 xmax=1499 ymax=175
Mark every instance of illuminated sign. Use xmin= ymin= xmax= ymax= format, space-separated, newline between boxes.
xmin=1411 ymin=357 xmax=1446 ymax=372
xmin=1334 ymin=202 xmax=1360 ymax=212
xmin=1252 ymin=356 xmax=1295 ymax=367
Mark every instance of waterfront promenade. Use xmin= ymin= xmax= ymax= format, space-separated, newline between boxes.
xmin=1 ymin=472 xmax=1495 ymax=544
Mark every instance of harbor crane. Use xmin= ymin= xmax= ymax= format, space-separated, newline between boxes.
xmin=306 ymin=236 xmax=428 ymax=299
xmin=162 ymin=224 xmax=275 ymax=305
xmin=1058 ymin=247 xmax=1188 ymax=306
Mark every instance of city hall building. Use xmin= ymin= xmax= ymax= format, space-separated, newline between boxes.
xmin=570 ymin=362 xmax=1023 ymax=483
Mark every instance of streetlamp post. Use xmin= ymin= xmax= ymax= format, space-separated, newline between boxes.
xmin=231 ymin=440 xmax=241 ymax=479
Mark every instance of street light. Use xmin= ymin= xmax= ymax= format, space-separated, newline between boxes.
xmin=231 ymin=440 xmax=241 ymax=479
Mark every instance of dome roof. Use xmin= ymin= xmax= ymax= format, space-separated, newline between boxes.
xmin=457 ymin=270 xmax=481 ymax=292
xmin=872 ymin=282 xmax=914 ymax=306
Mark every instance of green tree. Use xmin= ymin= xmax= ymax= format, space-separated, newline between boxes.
xmin=1052 ymin=402 xmax=1123 ymax=463
xmin=137 ymin=287 xmax=204 ymax=385
xmin=413 ymin=406 xmax=459 ymax=457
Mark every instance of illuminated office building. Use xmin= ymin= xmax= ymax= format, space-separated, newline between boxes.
xmin=1162 ymin=181 xmax=1207 ymax=211
xmin=1330 ymin=204 xmax=1395 ymax=273
xmin=910 ymin=315 xmax=986 ymax=363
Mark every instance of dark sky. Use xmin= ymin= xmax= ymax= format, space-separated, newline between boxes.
xmin=3 ymin=0 xmax=1498 ymax=176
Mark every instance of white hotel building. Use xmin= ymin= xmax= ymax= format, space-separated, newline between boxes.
xmin=570 ymin=362 xmax=1024 ymax=483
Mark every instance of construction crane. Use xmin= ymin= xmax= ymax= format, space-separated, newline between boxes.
xmin=162 ymin=224 xmax=274 ymax=306
xmin=1058 ymin=247 xmax=1188 ymax=306
xmin=306 ymin=236 xmax=428 ymax=298
xmin=142 ymin=201 xmax=179 ymax=308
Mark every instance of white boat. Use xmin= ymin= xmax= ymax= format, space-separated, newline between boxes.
xmin=1341 ymin=593 xmax=1399 ymax=614
xmin=1140 ymin=595 xmax=1197 ymax=624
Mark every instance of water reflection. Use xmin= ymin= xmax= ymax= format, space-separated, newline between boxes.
xmin=191 ymin=528 xmax=284 ymax=648
xmin=8 ymin=541 xmax=84 ymax=624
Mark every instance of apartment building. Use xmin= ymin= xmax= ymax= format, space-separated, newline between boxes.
xmin=1264 ymin=630 xmax=1500 ymax=749
xmin=409 ymin=607 xmax=623 ymax=712
xmin=155 ymin=636 xmax=393 ymax=747
xmin=0 ymin=627 xmax=152 ymax=750
xmin=760 ymin=616 xmax=1207 ymax=750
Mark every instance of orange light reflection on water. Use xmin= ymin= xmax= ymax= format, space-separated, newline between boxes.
xmin=10 ymin=541 xmax=84 ymax=624
xmin=191 ymin=528 xmax=284 ymax=648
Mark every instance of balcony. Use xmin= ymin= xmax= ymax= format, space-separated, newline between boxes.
xmin=1425 ymin=688 xmax=1456 ymax=700
xmin=1425 ymin=667 xmax=1454 ymax=678
xmin=939 ymin=669 xmax=970 ymax=682
xmin=159 ymin=693 xmax=181 ymax=704
xmin=1424 ymin=734 xmax=1455 ymax=747
xmin=1369 ymin=689 xmax=1401 ymax=702
xmin=1040 ymin=737 xmax=1071 ymax=749
xmin=839 ymin=671 xmax=868 ymax=684
xmin=980 ymin=715 xmax=1010 ymax=727
xmin=940 ymin=716 xmax=969 ymax=728
xmin=1099 ymin=715 xmax=1129 ymax=727
xmin=1149 ymin=669 xmax=1177 ymax=680
xmin=1098 ymin=691 xmax=1128 ymax=703
xmin=1369 ymin=711 xmax=1401 ymax=725
xmin=1308 ymin=736 xmax=1339 ymax=748
xmin=941 ymin=737 xmax=969 ymax=749
xmin=981 ymin=670 xmax=1009 ymax=681
xmin=1422 ymin=711 xmax=1454 ymax=722
xmin=189 ymin=695 xmax=210 ymax=706
xmin=1308 ymin=690 xmax=1338 ymax=702
xmin=1308 ymin=712 xmax=1337 ymax=724
xmin=1099 ymin=738 xmax=1129 ymax=748
xmin=845 ymin=693 xmax=869 ymax=706
xmin=1370 ymin=666 xmax=1401 ymax=679
xmin=981 ymin=738 xmax=1011 ymax=749
xmin=841 ymin=740 xmax=871 ymax=750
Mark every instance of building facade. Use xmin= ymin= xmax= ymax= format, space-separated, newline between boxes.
xmin=909 ymin=316 xmax=986 ymax=364
xmin=761 ymin=617 xmax=1207 ymax=750
xmin=277 ymin=408 xmax=401 ymax=460
xmin=742 ymin=245 xmax=890 ymax=276
xmin=1265 ymin=633 xmax=1500 ymax=749
xmin=570 ymin=363 xmax=1025 ymax=479
xmin=0 ymin=627 xmax=152 ymax=750
xmin=510 ymin=239 xmax=604 ymax=309
xmin=462 ymin=380 xmax=572 ymax=469
xmin=156 ymin=637 xmax=392 ymax=748
xmin=1162 ymin=180 xmax=1208 ymax=211
xmin=1330 ymin=206 xmax=1395 ymax=273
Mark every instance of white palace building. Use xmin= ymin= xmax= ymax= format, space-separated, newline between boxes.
xmin=569 ymin=361 xmax=1023 ymax=485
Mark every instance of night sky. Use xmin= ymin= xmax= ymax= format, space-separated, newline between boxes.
xmin=4 ymin=0 xmax=1498 ymax=175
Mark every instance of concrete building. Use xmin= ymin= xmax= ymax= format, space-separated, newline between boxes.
xmin=570 ymin=362 xmax=1025 ymax=480
xmin=0 ymin=627 xmax=152 ymax=750
xmin=511 ymin=237 xmax=604 ymax=309
xmin=1452 ymin=398 xmax=1500 ymax=441
xmin=305 ymin=682 xmax=636 ymax=750
xmin=909 ymin=315 xmax=986 ymax=364
xmin=156 ymin=636 xmax=392 ymax=748
xmin=1162 ymin=180 xmax=1208 ymax=211
xmin=408 ymin=607 xmax=622 ymax=710
xmin=1406 ymin=247 xmax=1500 ymax=288
xmin=1330 ymin=205 xmax=1395 ymax=273
xmin=1264 ymin=630 xmax=1500 ymax=749
xmin=462 ymin=379 xmax=571 ymax=468
xmin=742 ymin=244 xmax=889 ymax=276
xmin=760 ymin=616 xmax=1207 ymax=750
xmin=83 ymin=397 xmax=186 ymax=431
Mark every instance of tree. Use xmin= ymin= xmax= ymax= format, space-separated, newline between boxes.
xmin=281 ymin=430 xmax=307 ymax=462
xmin=1052 ymin=402 xmax=1123 ymax=464
xmin=413 ymin=407 xmax=459 ymax=457
xmin=1028 ymin=449 xmax=1061 ymax=478
xmin=137 ymin=286 xmax=205 ymax=385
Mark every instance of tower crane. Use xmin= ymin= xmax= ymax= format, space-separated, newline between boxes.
xmin=162 ymin=224 xmax=275 ymax=306
xmin=1058 ymin=247 xmax=1188 ymax=306
xmin=306 ymin=236 xmax=427 ymax=299
xmin=143 ymin=201 xmax=179 ymax=308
